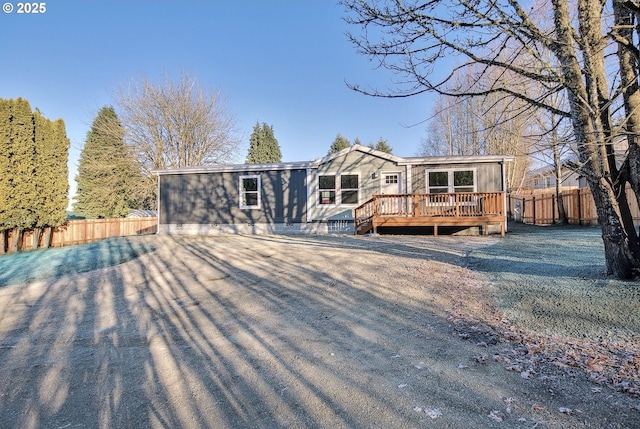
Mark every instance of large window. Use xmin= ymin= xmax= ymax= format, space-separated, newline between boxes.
xmin=318 ymin=173 xmax=359 ymax=205
xmin=453 ymin=170 xmax=474 ymax=192
xmin=319 ymin=175 xmax=336 ymax=205
xmin=427 ymin=169 xmax=476 ymax=194
xmin=239 ymin=175 xmax=261 ymax=209
xmin=341 ymin=174 xmax=359 ymax=204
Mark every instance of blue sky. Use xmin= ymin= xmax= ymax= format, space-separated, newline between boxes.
xmin=0 ymin=1 xmax=434 ymax=197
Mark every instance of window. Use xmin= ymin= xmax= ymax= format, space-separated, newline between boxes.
xmin=341 ymin=174 xmax=359 ymax=204
xmin=239 ymin=175 xmax=260 ymax=209
xmin=384 ymin=174 xmax=398 ymax=184
xmin=428 ymin=171 xmax=450 ymax=194
xmin=318 ymin=173 xmax=360 ymax=205
xmin=427 ymin=169 xmax=476 ymax=194
xmin=454 ymin=170 xmax=474 ymax=192
xmin=319 ymin=175 xmax=336 ymax=205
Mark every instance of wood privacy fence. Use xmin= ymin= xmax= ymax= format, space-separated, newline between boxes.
xmin=2 ymin=217 xmax=158 ymax=252
xmin=508 ymin=186 xmax=640 ymax=226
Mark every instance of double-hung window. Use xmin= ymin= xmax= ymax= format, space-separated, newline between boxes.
xmin=319 ymin=175 xmax=336 ymax=205
xmin=427 ymin=169 xmax=476 ymax=194
xmin=318 ymin=173 xmax=359 ymax=205
xmin=239 ymin=175 xmax=261 ymax=209
xmin=340 ymin=174 xmax=359 ymax=204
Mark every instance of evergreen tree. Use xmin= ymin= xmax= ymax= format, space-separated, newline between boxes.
xmin=0 ymin=100 xmax=10 ymax=226
xmin=32 ymin=114 xmax=69 ymax=247
xmin=0 ymin=99 xmax=10 ymax=251
xmin=32 ymin=111 xmax=53 ymax=248
xmin=246 ymin=122 xmax=282 ymax=163
xmin=0 ymin=98 xmax=70 ymax=251
xmin=328 ymin=134 xmax=351 ymax=154
xmin=7 ymin=99 xmax=37 ymax=251
xmin=50 ymin=119 xmax=70 ymax=227
xmin=74 ymin=106 xmax=140 ymax=218
xmin=368 ymin=138 xmax=393 ymax=154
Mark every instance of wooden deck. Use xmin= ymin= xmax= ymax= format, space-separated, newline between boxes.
xmin=354 ymin=192 xmax=506 ymax=236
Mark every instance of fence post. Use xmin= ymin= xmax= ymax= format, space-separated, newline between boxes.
xmin=577 ymin=190 xmax=582 ymax=226
xmin=532 ymin=195 xmax=536 ymax=225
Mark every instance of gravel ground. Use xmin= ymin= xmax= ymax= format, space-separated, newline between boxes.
xmin=0 ymin=225 xmax=638 ymax=428
xmin=467 ymin=223 xmax=640 ymax=343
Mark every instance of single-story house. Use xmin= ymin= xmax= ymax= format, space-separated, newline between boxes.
xmin=154 ymin=144 xmax=514 ymax=235
xmin=523 ymin=158 xmax=581 ymax=191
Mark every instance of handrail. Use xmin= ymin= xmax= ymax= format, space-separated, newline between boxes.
xmin=354 ymin=192 xmax=505 ymax=230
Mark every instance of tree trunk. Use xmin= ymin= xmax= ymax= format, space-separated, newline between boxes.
xmin=31 ymin=227 xmax=41 ymax=250
xmin=553 ymin=144 xmax=567 ymax=224
xmin=42 ymin=226 xmax=53 ymax=249
xmin=0 ymin=230 xmax=6 ymax=254
xmin=613 ymin=0 xmax=640 ymax=245
xmin=10 ymin=227 xmax=22 ymax=253
xmin=589 ymin=178 xmax=635 ymax=278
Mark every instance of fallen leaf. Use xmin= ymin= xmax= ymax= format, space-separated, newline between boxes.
xmin=475 ymin=354 xmax=488 ymax=364
xmin=425 ymin=408 xmax=442 ymax=419
xmin=488 ymin=410 xmax=505 ymax=422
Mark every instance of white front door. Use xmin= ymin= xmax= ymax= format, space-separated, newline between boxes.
xmin=380 ymin=172 xmax=401 ymax=194
xmin=379 ymin=172 xmax=402 ymax=215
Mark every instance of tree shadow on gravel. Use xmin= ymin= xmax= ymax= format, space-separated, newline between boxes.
xmin=0 ymin=233 xmax=638 ymax=428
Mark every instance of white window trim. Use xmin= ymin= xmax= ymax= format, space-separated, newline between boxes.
xmin=340 ymin=172 xmax=360 ymax=206
xmin=239 ymin=175 xmax=261 ymax=209
xmin=316 ymin=172 xmax=361 ymax=206
xmin=425 ymin=168 xmax=477 ymax=193
xmin=318 ymin=174 xmax=337 ymax=206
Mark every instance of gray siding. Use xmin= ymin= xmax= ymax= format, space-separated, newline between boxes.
xmin=309 ymin=150 xmax=400 ymax=221
xmin=160 ymin=169 xmax=307 ymax=225
xmin=411 ymin=162 xmax=504 ymax=193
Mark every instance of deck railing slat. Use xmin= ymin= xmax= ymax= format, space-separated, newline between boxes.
xmin=354 ymin=192 xmax=505 ymax=234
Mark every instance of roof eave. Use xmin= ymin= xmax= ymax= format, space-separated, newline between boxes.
xmin=398 ymin=155 xmax=515 ymax=165
xmin=153 ymin=161 xmax=314 ymax=175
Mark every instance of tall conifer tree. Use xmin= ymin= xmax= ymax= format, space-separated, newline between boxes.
xmin=368 ymin=138 xmax=393 ymax=154
xmin=74 ymin=106 xmax=140 ymax=218
xmin=246 ymin=122 xmax=282 ymax=163
xmin=0 ymin=98 xmax=70 ymax=251
xmin=32 ymin=113 xmax=69 ymax=247
xmin=50 ymin=119 xmax=70 ymax=226
xmin=7 ymin=99 xmax=37 ymax=251
xmin=328 ymin=134 xmax=351 ymax=154
xmin=0 ymin=99 xmax=10 ymax=251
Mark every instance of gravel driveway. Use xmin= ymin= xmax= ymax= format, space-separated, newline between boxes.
xmin=0 ymin=225 xmax=638 ymax=428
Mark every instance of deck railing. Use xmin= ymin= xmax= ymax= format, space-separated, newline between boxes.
xmin=355 ymin=192 xmax=505 ymax=234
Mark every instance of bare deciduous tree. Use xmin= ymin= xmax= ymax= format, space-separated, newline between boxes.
xmin=418 ymin=73 xmax=533 ymax=193
xmin=342 ymin=0 xmax=640 ymax=278
xmin=115 ymin=72 xmax=242 ymax=174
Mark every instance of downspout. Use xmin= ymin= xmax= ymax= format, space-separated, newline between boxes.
xmin=306 ymin=168 xmax=313 ymax=223
xmin=501 ymin=159 xmax=508 ymax=233
xmin=156 ymin=173 xmax=161 ymax=235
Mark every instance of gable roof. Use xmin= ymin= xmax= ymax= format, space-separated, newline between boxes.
xmin=154 ymin=144 xmax=514 ymax=176
xmin=399 ymin=154 xmax=515 ymax=165
xmin=309 ymin=144 xmax=403 ymax=167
